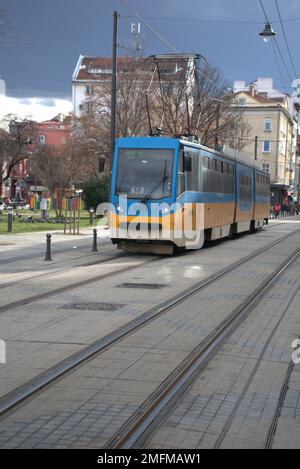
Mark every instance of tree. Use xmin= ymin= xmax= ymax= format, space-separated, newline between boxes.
xmin=72 ymin=56 xmax=151 ymax=175
xmin=75 ymin=55 xmax=251 ymax=159
xmin=149 ymin=58 xmax=251 ymax=150
xmin=31 ymin=138 xmax=98 ymax=217
xmin=81 ymin=175 xmax=109 ymax=211
xmin=0 ymin=114 xmax=36 ymax=196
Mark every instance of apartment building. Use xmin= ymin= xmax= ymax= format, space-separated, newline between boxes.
xmin=233 ymin=78 xmax=299 ymax=203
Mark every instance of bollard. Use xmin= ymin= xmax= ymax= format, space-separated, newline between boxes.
xmin=45 ymin=233 xmax=52 ymax=261
xmin=89 ymin=208 xmax=94 ymax=226
xmin=7 ymin=210 xmax=13 ymax=233
xmin=92 ymin=228 xmax=98 ymax=252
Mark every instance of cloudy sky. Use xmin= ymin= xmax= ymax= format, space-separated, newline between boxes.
xmin=0 ymin=0 xmax=299 ymax=120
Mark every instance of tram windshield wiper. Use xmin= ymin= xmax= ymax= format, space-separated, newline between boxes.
xmin=140 ymin=160 xmax=168 ymax=204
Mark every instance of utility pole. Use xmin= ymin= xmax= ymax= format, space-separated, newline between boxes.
xmin=109 ymin=11 xmax=118 ymax=193
xmin=254 ymin=136 xmax=258 ymax=160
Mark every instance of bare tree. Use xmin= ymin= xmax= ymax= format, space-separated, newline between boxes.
xmin=31 ymin=139 xmax=96 ymax=217
xmin=150 ymin=58 xmax=252 ymax=149
xmin=0 ymin=114 xmax=36 ymax=195
xmin=73 ymin=56 xmax=151 ymax=173
xmin=74 ymin=55 xmax=252 ymax=171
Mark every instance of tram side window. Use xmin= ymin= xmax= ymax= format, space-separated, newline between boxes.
xmin=217 ymin=160 xmax=224 ymax=193
xmin=202 ymin=156 xmax=234 ymax=194
xmin=212 ymin=159 xmax=218 ymax=192
xmin=177 ymin=150 xmax=185 ymax=196
xmin=202 ymin=156 xmax=213 ymax=192
xmin=256 ymin=172 xmax=269 ymax=197
xmin=184 ymin=148 xmax=201 ymax=191
xmin=240 ymin=174 xmax=252 ymax=201
xmin=224 ymin=162 xmax=234 ymax=193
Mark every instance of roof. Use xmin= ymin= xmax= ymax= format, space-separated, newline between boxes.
xmin=72 ymin=54 xmax=197 ymax=82
xmin=234 ymin=90 xmax=285 ymax=105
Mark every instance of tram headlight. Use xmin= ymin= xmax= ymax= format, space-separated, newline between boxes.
xmin=117 ymin=206 xmax=124 ymax=213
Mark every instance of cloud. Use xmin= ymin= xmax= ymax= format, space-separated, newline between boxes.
xmin=36 ymin=98 xmax=56 ymax=107
xmin=0 ymin=95 xmax=72 ymax=122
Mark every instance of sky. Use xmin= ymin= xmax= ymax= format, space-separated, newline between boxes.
xmin=0 ymin=0 xmax=299 ymax=120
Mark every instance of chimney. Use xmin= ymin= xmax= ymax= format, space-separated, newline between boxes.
xmin=249 ymin=85 xmax=256 ymax=98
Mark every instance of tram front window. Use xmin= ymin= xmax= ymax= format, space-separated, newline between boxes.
xmin=116 ymin=148 xmax=173 ymax=199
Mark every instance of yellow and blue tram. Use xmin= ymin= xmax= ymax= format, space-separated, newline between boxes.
xmin=109 ymin=136 xmax=270 ymax=254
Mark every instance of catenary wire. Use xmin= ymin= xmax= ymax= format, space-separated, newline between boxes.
xmin=274 ymin=0 xmax=298 ymax=78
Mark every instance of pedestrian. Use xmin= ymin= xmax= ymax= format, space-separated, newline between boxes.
xmin=274 ymin=202 xmax=281 ymax=219
xmin=281 ymin=202 xmax=287 ymax=218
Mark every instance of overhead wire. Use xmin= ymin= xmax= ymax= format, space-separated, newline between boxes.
xmin=274 ymin=0 xmax=298 ymax=78
xmin=119 ymin=0 xmax=233 ymax=99
xmin=121 ymin=14 xmax=300 ymax=25
xmin=257 ymin=0 xmax=293 ymax=82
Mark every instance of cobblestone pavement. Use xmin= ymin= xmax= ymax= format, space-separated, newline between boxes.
xmin=0 ymin=219 xmax=299 ymax=448
xmin=0 ymin=220 xmax=294 ymax=397
xmin=145 ymin=240 xmax=300 ymax=449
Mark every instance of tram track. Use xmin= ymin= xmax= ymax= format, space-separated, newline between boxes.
xmin=0 ymin=250 xmax=128 ymax=291
xmin=264 ymin=360 xmax=296 ymax=449
xmin=0 ymin=228 xmax=299 ymax=420
xmin=0 ymin=255 xmax=160 ymax=314
xmin=0 ymin=237 xmax=112 ymax=266
xmin=107 ymin=245 xmax=300 ymax=449
xmin=0 ymin=222 xmax=289 ymax=292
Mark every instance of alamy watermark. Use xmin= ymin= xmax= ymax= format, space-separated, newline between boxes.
xmin=96 ymin=196 xmax=205 ymax=249
xmin=0 ymin=339 xmax=6 ymax=364
xmin=292 ymin=339 xmax=300 ymax=365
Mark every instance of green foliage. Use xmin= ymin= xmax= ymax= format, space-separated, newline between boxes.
xmin=82 ymin=176 xmax=109 ymax=211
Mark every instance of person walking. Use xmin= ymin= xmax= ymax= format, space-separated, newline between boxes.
xmin=274 ymin=202 xmax=281 ymax=219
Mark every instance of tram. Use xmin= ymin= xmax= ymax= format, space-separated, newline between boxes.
xmin=109 ymin=136 xmax=270 ymax=254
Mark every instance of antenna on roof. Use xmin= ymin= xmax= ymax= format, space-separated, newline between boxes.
xmin=130 ymin=22 xmax=142 ymax=54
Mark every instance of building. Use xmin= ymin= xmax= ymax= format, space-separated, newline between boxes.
xmin=3 ymin=114 xmax=71 ymax=201
xmin=35 ymin=113 xmax=71 ymax=147
xmin=233 ymin=78 xmax=299 ymax=204
xmin=72 ymin=54 xmax=198 ymax=117
xmin=72 ymin=54 xmax=199 ymax=176
xmin=26 ymin=114 xmax=72 ymax=202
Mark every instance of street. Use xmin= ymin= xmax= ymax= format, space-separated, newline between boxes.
xmin=0 ymin=218 xmax=299 ymax=449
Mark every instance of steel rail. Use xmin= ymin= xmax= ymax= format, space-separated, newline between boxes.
xmin=0 ymin=251 xmax=128 ymax=291
xmin=0 ymin=256 xmax=159 ymax=314
xmin=264 ymin=359 xmax=295 ymax=449
xmin=108 ymin=245 xmax=300 ymax=449
xmin=0 ymin=229 xmax=299 ymax=418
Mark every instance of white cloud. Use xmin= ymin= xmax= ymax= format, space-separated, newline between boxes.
xmin=0 ymin=95 xmax=72 ymax=122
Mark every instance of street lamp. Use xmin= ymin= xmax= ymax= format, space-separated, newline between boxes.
xmin=259 ymin=22 xmax=276 ymax=43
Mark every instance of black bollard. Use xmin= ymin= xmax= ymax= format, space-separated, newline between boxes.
xmin=89 ymin=208 xmax=94 ymax=226
xmin=45 ymin=233 xmax=52 ymax=261
xmin=7 ymin=210 xmax=13 ymax=233
xmin=92 ymin=228 xmax=98 ymax=252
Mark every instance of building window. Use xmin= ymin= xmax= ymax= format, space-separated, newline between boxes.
xmin=38 ymin=135 xmax=45 ymax=145
xmin=238 ymin=98 xmax=246 ymax=106
xmin=262 ymin=163 xmax=270 ymax=173
xmin=98 ymin=158 xmax=105 ymax=173
xmin=262 ymin=140 xmax=271 ymax=153
xmin=264 ymin=118 xmax=272 ymax=131
xmin=86 ymin=86 xmax=94 ymax=96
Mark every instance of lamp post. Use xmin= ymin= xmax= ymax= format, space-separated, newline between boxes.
xmin=109 ymin=11 xmax=119 ymax=194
